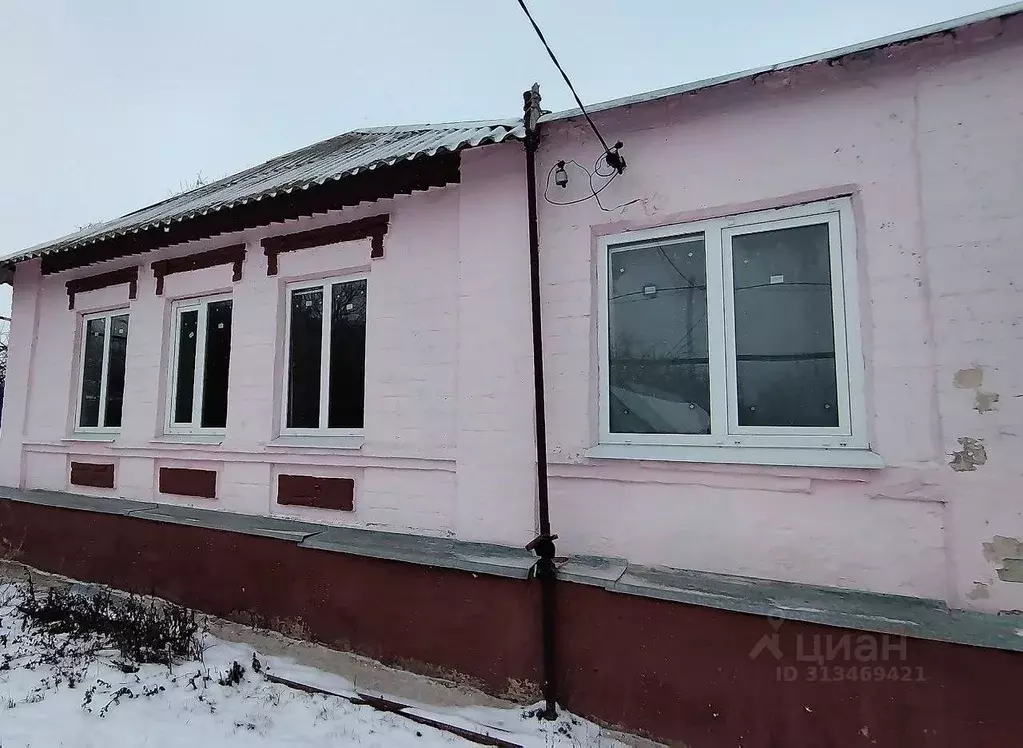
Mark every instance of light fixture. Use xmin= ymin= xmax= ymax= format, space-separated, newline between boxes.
xmin=554 ymin=161 xmax=568 ymax=188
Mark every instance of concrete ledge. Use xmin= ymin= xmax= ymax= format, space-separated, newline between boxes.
xmin=559 ymin=558 xmax=1023 ymax=653
xmin=300 ymin=528 xmax=536 ymax=579
xmin=0 ymin=486 xmax=157 ymax=517
xmin=3 ymin=487 xmax=1022 ymax=653
xmin=129 ymin=505 xmax=326 ymax=543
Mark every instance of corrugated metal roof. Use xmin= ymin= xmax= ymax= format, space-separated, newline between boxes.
xmin=4 ymin=120 xmax=525 ymax=265
xmin=542 ymin=2 xmax=1023 ymax=123
xmin=8 ymin=2 xmax=1020 ymax=268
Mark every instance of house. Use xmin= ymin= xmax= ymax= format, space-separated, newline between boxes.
xmin=1 ymin=5 xmax=1022 ymax=746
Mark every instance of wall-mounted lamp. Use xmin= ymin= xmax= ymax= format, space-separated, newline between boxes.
xmin=554 ymin=161 xmax=568 ymax=188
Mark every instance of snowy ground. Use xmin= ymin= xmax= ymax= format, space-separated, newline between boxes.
xmin=0 ymin=580 xmax=631 ymax=747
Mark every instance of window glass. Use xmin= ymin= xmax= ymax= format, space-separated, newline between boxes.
xmin=608 ymin=236 xmax=710 ymax=434
xmin=600 ymin=200 xmax=862 ymax=451
xmin=79 ymin=317 xmax=106 ymax=428
xmin=287 ymin=288 xmax=323 ymax=429
xmin=103 ymin=314 xmax=129 ymax=428
xmin=731 ymin=223 xmax=839 ymax=427
xmin=173 ymin=309 xmax=198 ymax=424
xmin=328 ymin=279 xmax=367 ymax=429
xmin=200 ymin=300 xmax=232 ymax=428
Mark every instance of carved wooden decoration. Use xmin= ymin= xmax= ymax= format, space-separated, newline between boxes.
xmin=65 ymin=267 xmax=139 ymax=310
xmin=261 ymin=214 xmax=389 ymax=275
xmin=151 ymin=244 xmax=246 ymax=295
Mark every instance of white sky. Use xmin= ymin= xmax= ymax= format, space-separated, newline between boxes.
xmin=0 ymin=0 xmax=1008 ymax=315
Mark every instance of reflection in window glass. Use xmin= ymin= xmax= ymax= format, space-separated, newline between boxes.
xmin=731 ymin=223 xmax=838 ymax=427
xmin=201 ymin=300 xmax=232 ymax=428
xmin=174 ymin=310 xmax=198 ymax=424
xmin=328 ymin=280 xmax=367 ymax=429
xmin=79 ymin=317 xmax=106 ymax=428
xmin=287 ymin=288 xmax=323 ymax=428
xmin=103 ymin=315 xmax=129 ymax=428
xmin=608 ymin=236 xmax=710 ymax=434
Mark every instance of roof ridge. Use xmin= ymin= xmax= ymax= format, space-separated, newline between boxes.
xmin=352 ymin=118 xmax=522 ymax=134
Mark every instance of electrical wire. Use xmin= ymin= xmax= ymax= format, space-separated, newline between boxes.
xmin=593 ymin=152 xmax=617 ymax=179
xmin=611 ymin=284 xmax=708 ymax=301
xmin=542 ymin=160 xmax=617 ymax=207
xmin=542 ymin=159 xmax=642 ymax=213
xmin=515 ymin=0 xmax=613 ymax=156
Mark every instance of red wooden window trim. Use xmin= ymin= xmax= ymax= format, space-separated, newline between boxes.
xmin=261 ymin=214 xmax=389 ymax=275
xmin=158 ymin=467 xmax=217 ymax=499
xmin=277 ymin=474 xmax=354 ymax=511
xmin=65 ymin=267 xmax=139 ymax=310
xmin=151 ymin=243 xmax=246 ymax=295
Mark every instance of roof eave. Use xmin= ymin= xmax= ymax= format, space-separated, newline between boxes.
xmin=540 ymin=2 xmax=1023 ymax=124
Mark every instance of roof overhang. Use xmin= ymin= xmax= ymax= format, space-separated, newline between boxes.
xmin=36 ymin=152 xmax=460 ymax=275
xmin=3 ymin=120 xmax=524 ymax=275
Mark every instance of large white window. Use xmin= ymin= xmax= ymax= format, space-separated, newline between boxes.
xmin=598 ymin=198 xmax=868 ymax=460
xmin=282 ymin=275 xmax=368 ymax=436
xmin=166 ymin=295 xmax=233 ymax=434
xmin=76 ymin=310 xmax=130 ymax=432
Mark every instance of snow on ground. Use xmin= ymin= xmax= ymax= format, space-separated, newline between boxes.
xmin=0 ymin=581 xmax=628 ymax=747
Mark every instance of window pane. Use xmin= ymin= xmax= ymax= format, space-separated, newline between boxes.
xmin=287 ymin=288 xmax=323 ymax=428
xmin=79 ymin=317 xmax=106 ymax=427
xmin=200 ymin=300 xmax=232 ymax=428
xmin=173 ymin=309 xmax=198 ymax=424
xmin=103 ymin=315 xmax=129 ymax=428
xmin=328 ymin=279 xmax=367 ymax=429
xmin=608 ymin=237 xmax=711 ymax=434
xmin=731 ymin=223 xmax=839 ymax=427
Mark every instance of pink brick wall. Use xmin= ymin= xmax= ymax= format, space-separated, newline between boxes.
xmin=0 ymin=181 xmax=528 ymax=543
xmin=533 ymin=17 xmax=1023 ymax=609
xmin=2 ymin=16 xmax=1021 ymax=611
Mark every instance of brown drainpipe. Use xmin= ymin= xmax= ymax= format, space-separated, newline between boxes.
xmin=521 ymin=84 xmax=559 ymax=721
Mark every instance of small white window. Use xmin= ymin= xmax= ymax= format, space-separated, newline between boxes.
xmin=282 ymin=275 xmax=367 ymax=436
xmin=598 ymin=198 xmax=867 ymax=455
xmin=76 ymin=310 xmax=130 ymax=432
xmin=166 ymin=295 xmax=233 ymax=434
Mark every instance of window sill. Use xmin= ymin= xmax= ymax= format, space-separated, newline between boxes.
xmin=584 ymin=443 xmax=885 ymax=469
xmin=153 ymin=433 xmax=225 ymax=445
xmin=267 ymin=435 xmax=365 ymax=451
xmin=64 ymin=433 xmax=118 ymax=443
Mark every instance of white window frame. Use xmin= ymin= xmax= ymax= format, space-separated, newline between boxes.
xmin=74 ymin=309 xmax=130 ymax=434
xmin=280 ymin=273 xmax=368 ymax=438
xmin=165 ymin=293 xmax=232 ymax=435
xmin=597 ymin=198 xmax=867 ymax=454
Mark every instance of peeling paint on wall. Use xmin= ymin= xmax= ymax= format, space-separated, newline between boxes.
xmin=974 ymin=391 xmax=1000 ymax=413
xmin=996 ymin=560 xmax=1023 ymax=583
xmin=953 ymin=367 xmax=984 ymax=389
xmin=982 ymin=536 xmax=1023 ymax=563
xmin=949 ymin=437 xmax=987 ymax=471
xmin=982 ymin=536 xmax=1023 ymax=584
xmin=952 ymin=366 xmax=1000 ymax=413
xmin=966 ymin=582 xmax=991 ymax=600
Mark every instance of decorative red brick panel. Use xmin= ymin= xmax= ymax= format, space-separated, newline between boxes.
xmin=277 ymin=475 xmax=354 ymax=511
xmin=70 ymin=462 xmax=115 ymax=489
xmin=159 ymin=468 xmax=217 ymax=499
